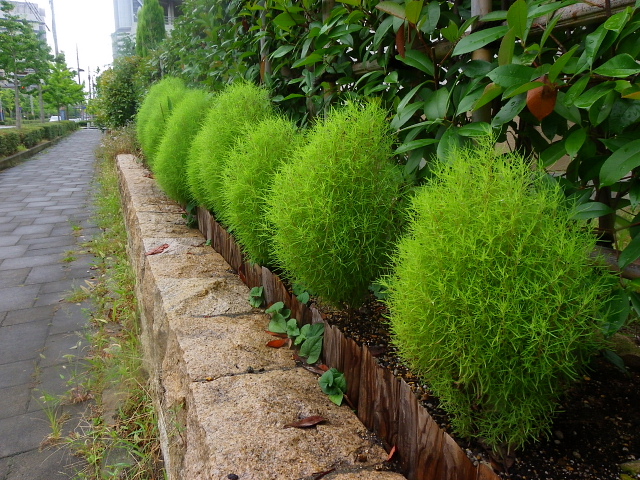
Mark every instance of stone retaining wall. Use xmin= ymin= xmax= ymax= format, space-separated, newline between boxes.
xmin=117 ymin=154 xmax=406 ymax=480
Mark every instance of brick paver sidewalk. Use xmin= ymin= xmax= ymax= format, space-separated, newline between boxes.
xmin=0 ymin=129 xmax=102 ymax=479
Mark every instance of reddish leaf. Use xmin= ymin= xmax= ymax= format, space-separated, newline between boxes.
xmin=284 ymin=415 xmax=326 ymax=429
xmin=527 ymin=75 xmax=557 ymax=121
xmin=386 ymin=445 xmax=397 ymax=462
xmin=396 ymin=24 xmax=406 ymax=58
xmin=266 ymin=338 xmax=289 ymax=348
xmin=145 ymin=243 xmax=169 ymax=255
xmin=317 ymin=364 xmax=330 ymax=371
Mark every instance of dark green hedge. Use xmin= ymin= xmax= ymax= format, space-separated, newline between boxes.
xmin=0 ymin=130 xmax=20 ymax=157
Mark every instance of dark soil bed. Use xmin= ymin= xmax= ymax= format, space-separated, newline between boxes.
xmin=321 ymin=295 xmax=640 ymax=480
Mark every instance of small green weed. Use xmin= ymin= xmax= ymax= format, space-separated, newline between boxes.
xmin=248 ymin=286 xmax=264 ymax=308
xmin=318 ymin=368 xmax=347 ymax=406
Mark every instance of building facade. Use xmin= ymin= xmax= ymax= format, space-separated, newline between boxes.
xmin=0 ymin=1 xmax=47 ymax=38
xmin=111 ymin=0 xmax=181 ymax=59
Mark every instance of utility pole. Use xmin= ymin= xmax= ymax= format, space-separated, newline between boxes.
xmin=38 ymin=80 xmax=44 ymax=123
xmin=49 ymin=0 xmax=58 ymax=55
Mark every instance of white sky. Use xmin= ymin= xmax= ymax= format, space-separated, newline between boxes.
xmin=31 ymin=0 xmax=115 ymax=84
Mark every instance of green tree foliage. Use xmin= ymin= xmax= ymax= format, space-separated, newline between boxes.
xmin=92 ymin=56 xmax=145 ymax=129
xmin=384 ymin=140 xmax=617 ymax=452
xmin=154 ymin=88 xmax=213 ymax=204
xmin=186 ymin=82 xmax=272 ymax=217
xmin=135 ymin=76 xmax=187 ymax=166
xmin=136 ymin=0 xmax=166 ymax=57
xmin=0 ymin=0 xmax=52 ymax=128
xmin=221 ymin=115 xmax=302 ymax=266
xmin=267 ymin=101 xmax=405 ymax=308
xmin=42 ymin=55 xmax=85 ymax=118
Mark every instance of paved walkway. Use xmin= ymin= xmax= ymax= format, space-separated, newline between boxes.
xmin=0 ymin=129 xmax=102 ymax=479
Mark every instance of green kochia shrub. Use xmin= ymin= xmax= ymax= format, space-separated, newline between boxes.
xmin=221 ymin=115 xmax=302 ymax=266
xmin=153 ymin=88 xmax=213 ymax=205
xmin=267 ymin=100 xmax=404 ymax=308
xmin=384 ymin=141 xmax=616 ymax=452
xmin=136 ymin=76 xmax=186 ymax=167
xmin=186 ymin=82 xmax=272 ymax=217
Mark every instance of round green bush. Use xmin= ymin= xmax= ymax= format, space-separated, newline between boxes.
xmin=384 ymin=140 xmax=616 ymax=452
xmin=186 ymin=82 xmax=273 ymax=217
xmin=153 ymin=88 xmax=213 ymax=205
xmin=266 ymin=100 xmax=405 ymax=308
xmin=221 ymin=115 xmax=302 ymax=266
xmin=136 ymin=76 xmax=187 ymax=167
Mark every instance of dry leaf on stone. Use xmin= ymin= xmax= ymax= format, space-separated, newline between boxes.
xmin=284 ymin=416 xmax=327 ymax=429
xmin=145 ymin=243 xmax=169 ymax=255
xmin=265 ymin=331 xmax=288 ymax=338
xmin=266 ymin=338 xmax=290 ymax=348
xmin=386 ymin=445 xmax=397 ymax=462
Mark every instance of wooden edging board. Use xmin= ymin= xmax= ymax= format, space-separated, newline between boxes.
xmin=196 ymin=206 xmax=499 ymax=480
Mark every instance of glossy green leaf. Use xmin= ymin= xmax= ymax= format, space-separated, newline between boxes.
xmin=498 ymin=27 xmax=516 ymax=66
xmin=579 ymin=24 xmax=608 ymax=70
xmin=540 ymin=141 xmax=567 ymax=168
xmin=424 ymin=88 xmax=449 ymax=120
xmin=273 ymin=12 xmax=305 ymax=31
xmin=593 ymin=54 xmax=640 ymax=78
xmin=461 ymin=60 xmax=493 ymax=78
xmin=600 ymin=139 xmax=640 ymax=186
xmin=457 ymin=122 xmax=492 ymax=137
xmin=473 ymin=83 xmax=503 ymax=110
xmin=396 ymin=138 xmax=439 ymax=154
xmin=604 ymin=7 xmax=631 ymax=33
xmin=375 ymin=1 xmax=407 ymax=19
xmin=373 ymin=15 xmax=394 ymax=50
xmin=571 ymin=201 xmax=615 ymax=220
xmin=487 ymin=64 xmax=536 ymax=89
xmin=601 ymin=290 xmax=630 ymax=338
xmin=548 ymin=45 xmax=579 ymax=83
xmin=291 ymin=53 xmax=324 ymax=68
xmin=419 ymin=1 xmax=440 ymax=34
xmin=573 ymin=82 xmax=616 ymax=109
xmin=396 ymin=49 xmax=435 ymax=75
xmin=437 ymin=127 xmax=462 ymax=161
xmin=506 ymin=0 xmax=528 ymax=41
xmin=562 ymin=76 xmax=590 ymax=106
xmin=480 ymin=11 xmax=508 ymax=22
xmin=441 ymin=20 xmax=460 ymax=43
xmin=452 ymin=26 xmax=509 ymax=56
xmin=540 ymin=13 xmax=561 ymax=50
xmin=337 ymin=0 xmax=361 ymax=5
xmin=503 ymin=81 xmax=545 ymax=99
xmin=588 ymin=91 xmax=615 ymax=126
xmin=491 ymin=94 xmax=527 ymax=127
xmin=619 ymin=234 xmax=640 ymax=269
xmin=456 ymin=86 xmax=484 ymax=115
xmin=270 ymin=45 xmax=295 ymax=59
xmin=564 ymin=128 xmax=587 ymax=158
xmin=391 ymin=101 xmax=423 ymax=129
xmin=405 ymin=0 xmax=424 ymax=24
xmin=300 ymin=335 xmax=323 ymax=364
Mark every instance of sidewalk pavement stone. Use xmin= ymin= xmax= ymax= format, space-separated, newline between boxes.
xmin=0 ymin=129 xmax=101 ymax=480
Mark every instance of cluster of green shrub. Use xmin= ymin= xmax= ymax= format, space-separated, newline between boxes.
xmin=136 ymin=78 xmax=618 ymax=454
xmin=0 ymin=121 xmax=79 ymax=159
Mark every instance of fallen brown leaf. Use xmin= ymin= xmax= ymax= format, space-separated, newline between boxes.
xmin=284 ymin=415 xmax=326 ymax=429
xmin=266 ymin=338 xmax=289 ymax=348
xmin=145 ymin=243 xmax=169 ymax=255
xmin=386 ymin=445 xmax=397 ymax=462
